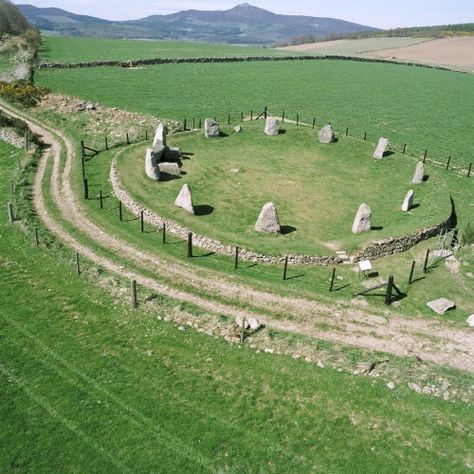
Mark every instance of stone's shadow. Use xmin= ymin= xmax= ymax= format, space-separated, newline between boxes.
xmin=410 ymin=203 xmax=421 ymax=210
xmin=423 ymin=175 xmax=430 ymax=182
xmin=278 ymin=129 xmax=287 ymax=135
xmin=194 ymin=205 xmax=214 ymax=216
xmin=332 ymin=137 xmax=339 ymax=143
xmin=182 ymin=151 xmax=194 ymax=156
xmin=367 ymin=271 xmax=379 ymax=278
xmin=384 ymin=150 xmax=396 ymax=157
xmin=159 ymin=172 xmax=182 ymax=182
xmin=219 ymin=131 xmax=229 ymax=138
xmin=371 ymin=226 xmax=384 ymax=231
xmin=280 ymin=225 xmax=297 ymax=235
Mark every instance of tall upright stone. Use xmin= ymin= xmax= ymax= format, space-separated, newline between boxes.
xmin=145 ymin=148 xmax=160 ymax=181
xmin=255 ymin=202 xmax=280 ymax=233
xmin=204 ymin=118 xmax=220 ymax=138
xmin=401 ymin=189 xmax=414 ymax=212
xmin=152 ymin=123 xmax=167 ymax=151
xmin=352 ymin=203 xmax=372 ymax=233
xmin=412 ymin=162 xmax=425 ymax=184
xmin=264 ymin=117 xmax=279 ymax=136
xmin=318 ymin=124 xmax=335 ymax=144
xmin=174 ymin=183 xmax=194 ymax=214
xmin=373 ymin=137 xmax=389 ymax=159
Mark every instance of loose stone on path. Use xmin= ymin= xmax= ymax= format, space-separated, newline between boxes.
xmin=373 ymin=137 xmax=389 ymax=159
xmin=255 ymin=202 xmax=281 ymax=233
xmin=158 ymin=162 xmax=181 ymax=177
xmin=401 ymin=189 xmax=414 ymax=212
xmin=204 ymin=118 xmax=220 ymax=138
xmin=351 ymin=203 xmax=372 ymax=233
xmin=412 ymin=162 xmax=425 ymax=184
xmin=426 ymin=298 xmax=456 ymax=315
xmin=318 ymin=124 xmax=335 ymax=144
xmin=264 ymin=116 xmax=279 ymax=136
xmin=174 ymin=183 xmax=194 ymax=214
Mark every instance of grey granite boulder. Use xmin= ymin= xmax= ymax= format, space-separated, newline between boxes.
xmin=152 ymin=123 xmax=167 ymax=151
xmin=351 ymin=203 xmax=372 ymax=233
xmin=204 ymin=118 xmax=220 ymax=138
xmin=264 ymin=117 xmax=279 ymax=136
xmin=158 ymin=162 xmax=181 ymax=177
xmin=401 ymin=189 xmax=414 ymax=212
xmin=427 ymin=298 xmax=456 ymax=315
xmin=174 ymin=183 xmax=194 ymax=214
xmin=318 ymin=124 xmax=335 ymax=144
xmin=373 ymin=137 xmax=389 ymax=159
xmin=412 ymin=162 xmax=425 ymax=184
xmin=255 ymin=202 xmax=280 ymax=233
xmin=145 ymin=147 xmax=160 ymax=181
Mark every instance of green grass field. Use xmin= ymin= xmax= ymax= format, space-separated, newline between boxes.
xmin=117 ymin=121 xmax=455 ymax=255
xmin=1 ymin=139 xmax=474 ymax=473
xmin=36 ymin=59 xmax=474 ymax=166
xmin=39 ymin=36 xmax=293 ymax=63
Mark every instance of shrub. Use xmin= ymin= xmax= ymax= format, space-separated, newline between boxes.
xmin=0 ymin=80 xmax=50 ymax=107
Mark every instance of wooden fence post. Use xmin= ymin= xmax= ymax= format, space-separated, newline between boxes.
xmin=118 ymin=201 xmax=123 ymax=222
xmin=385 ymin=276 xmax=394 ymax=305
xmin=192 ymin=117 xmax=195 ymax=129
xmin=34 ymin=228 xmax=39 ymax=247
xmin=296 ymin=114 xmax=299 ymax=126
xmin=240 ymin=317 xmax=246 ymax=343
xmin=131 ymin=280 xmax=137 ymax=308
xmin=283 ymin=256 xmax=289 ymax=281
xmin=80 ymin=140 xmax=85 ymax=180
xmin=99 ymin=190 xmax=103 ymax=209
xmin=140 ymin=210 xmax=144 ymax=232
xmin=363 ymin=132 xmax=367 ymax=141
xmin=227 ymin=113 xmax=231 ymax=125
xmin=83 ymin=178 xmax=89 ymax=200
xmin=345 ymin=127 xmax=349 ymax=137
xmin=187 ymin=232 xmax=193 ymax=258
xmin=312 ymin=118 xmax=316 ymax=129
xmin=446 ymin=156 xmax=451 ymax=171
xmin=75 ymin=252 xmax=81 ymax=275
xmin=7 ymin=202 xmax=14 ymax=224
xmin=468 ymin=163 xmax=472 ymax=178
xmin=423 ymin=149 xmax=427 ymax=163
xmin=329 ymin=268 xmax=336 ymax=292
xmin=250 ymin=110 xmax=253 ymax=120
xmin=183 ymin=118 xmax=187 ymax=131
xmin=402 ymin=143 xmax=407 ymax=154
xmin=162 ymin=222 xmax=166 ymax=244
xmin=408 ymin=260 xmax=416 ymax=285
xmin=198 ymin=118 xmax=202 ymax=129
xmin=423 ymin=249 xmax=430 ymax=273
xmin=126 ymin=132 xmax=130 ymax=145
xmin=234 ymin=246 xmax=239 ymax=269
xmin=145 ymin=129 xmax=148 ymax=140
xmin=240 ymin=112 xmax=243 ymax=122
xmin=105 ymin=136 xmax=108 ymax=150
xmin=282 ymin=111 xmax=285 ymax=122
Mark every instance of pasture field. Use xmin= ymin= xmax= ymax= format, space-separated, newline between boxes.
xmin=36 ymin=59 xmax=474 ymax=166
xmin=117 ymin=121 xmax=454 ymax=255
xmin=2 ymin=140 xmax=474 ymax=473
xmin=39 ymin=36 xmax=292 ymax=63
xmin=277 ymin=36 xmax=430 ymax=55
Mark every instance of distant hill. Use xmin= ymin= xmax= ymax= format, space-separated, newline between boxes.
xmin=18 ymin=3 xmax=378 ymax=44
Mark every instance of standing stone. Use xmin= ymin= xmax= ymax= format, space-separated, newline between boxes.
xmin=401 ymin=189 xmax=414 ymax=212
xmin=412 ymin=162 xmax=425 ymax=184
xmin=352 ymin=203 xmax=372 ymax=233
xmin=158 ymin=162 xmax=181 ymax=177
xmin=466 ymin=315 xmax=474 ymax=327
xmin=264 ymin=117 xmax=279 ymax=136
xmin=373 ymin=137 xmax=389 ymax=159
xmin=255 ymin=202 xmax=280 ymax=233
xmin=234 ymin=125 xmax=242 ymax=133
xmin=152 ymin=123 xmax=167 ymax=151
xmin=204 ymin=118 xmax=219 ymax=138
xmin=174 ymin=183 xmax=194 ymax=214
xmin=145 ymin=148 xmax=160 ymax=181
xmin=318 ymin=124 xmax=335 ymax=144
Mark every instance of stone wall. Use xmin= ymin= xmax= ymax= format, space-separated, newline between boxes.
xmin=0 ymin=128 xmax=25 ymax=148
xmin=38 ymin=54 xmax=457 ymax=74
xmin=110 ymin=159 xmax=456 ymax=266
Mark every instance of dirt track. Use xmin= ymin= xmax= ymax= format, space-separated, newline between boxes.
xmin=1 ymin=99 xmax=473 ymax=372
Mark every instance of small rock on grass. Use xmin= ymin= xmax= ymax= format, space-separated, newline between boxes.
xmin=467 ymin=315 xmax=474 ymax=327
xmin=387 ymin=381 xmax=396 ymax=390
xmin=426 ymin=298 xmax=456 ymax=315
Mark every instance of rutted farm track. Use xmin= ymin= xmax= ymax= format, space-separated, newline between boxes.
xmin=2 ymin=99 xmax=473 ymax=373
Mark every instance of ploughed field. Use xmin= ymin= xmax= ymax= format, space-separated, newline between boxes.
xmin=117 ymin=121 xmax=455 ymax=255
xmin=36 ymin=59 xmax=474 ymax=167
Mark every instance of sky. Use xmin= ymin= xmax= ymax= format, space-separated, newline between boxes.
xmin=13 ymin=0 xmax=474 ymax=29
